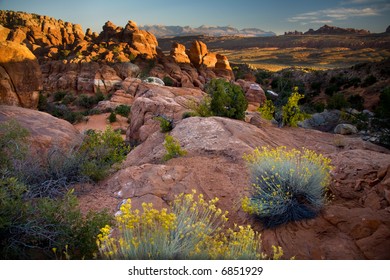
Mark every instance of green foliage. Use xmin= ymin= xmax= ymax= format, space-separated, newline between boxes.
xmin=206 ymin=79 xmax=248 ymax=120
xmin=258 ymin=99 xmax=275 ymax=120
xmin=53 ymin=91 xmax=68 ymax=102
xmin=255 ymin=69 xmax=272 ymax=85
xmin=108 ymin=112 xmax=117 ymax=123
xmin=242 ymin=146 xmax=333 ymax=228
xmin=77 ymin=92 xmax=105 ymax=109
xmin=182 ymin=111 xmax=198 ymax=119
xmin=347 ymin=94 xmax=364 ymax=111
xmin=115 ymin=104 xmax=131 ymax=117
xmin=282 ymin=87 xmax=307 ymax=127
xmin=327 ymin=92 xmax=349 ymax=110
xmin=186 ymin=96 xmax=213 ymax=117
xmin=38 ymin=92 xmax=48 ymax=111
xmin=79 ymin=127 xmax=130 ymax=181
xmin=163 ymin=76 xmax=174 ymax=86
xmin=162 ymin=134 xmax=187 ymax=161
xmin=376 ymin=87 xmax=390 ymax=119
xmin=0 ymin=182 xmax=112 ymax=259
xmin=154 ymin=115 xmax=173 ymax=132
xmin=97 ymin=190 xmax=281 ymax=259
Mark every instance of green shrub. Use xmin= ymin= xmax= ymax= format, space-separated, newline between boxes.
xmin=53 ymin=91 xmax=68 ymax=102
xmin=282 ymin=87 xmax=307 ymax=127
xmin=115 ymin=104 xmax=131 ymax=117
xmin=154 ymin=115 xmax=173 ymax=132
xmin=258 ymin=99 xmax=275 ymax=120
xmin=79 ymin=127 xmax=130 ymax=181
xmin=186 ymin=96 xmax=213 ymax=117
xmin=108 ymin=112 xmax=117 ymax=123
xmin=77 ymin=93 xmax=104 ymax=109
xmin=242 ymin=146 xmax=333 ymax=228
xmin=163 ymin=76 xmax=174 ymax=86
xmin=38 ymin=92 xmax=48 ymax=111
xmin=376 ymin=87 xmax=390 ymax=119
xmin=61 ymin=93 xmax=76 ymax=105
xmin=182 ymin=111 xmax=198 ymax=119
xmin=97 ymin=190 xmax=282 ymax=259
xmin=0 ymin=182 xmax=112 ymax=260
xmin=347 ymin=95 xmax=364 ymax=111
xmin=327 ymin=92 xmax=349 ymax=110
xmin=206 ymin=79 xmax=248 ymax=120
xmin=162 ymin=134 xmax=187 ymax=161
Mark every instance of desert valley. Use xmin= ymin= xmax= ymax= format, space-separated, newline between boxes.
xmin=0 ymin=10 xmax=390 ymax=260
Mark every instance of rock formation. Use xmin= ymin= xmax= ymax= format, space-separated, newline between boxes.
xmin=0 ymin=105 xmax=82 ymax=152
xmin=0 ymin=41 xmax=42 ymax=109
xmin=95 ymin=116 xmax=390 ymax=259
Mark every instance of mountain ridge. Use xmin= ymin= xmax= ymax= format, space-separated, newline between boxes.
xmin=139 ymin=24 xmax=276 ymax=38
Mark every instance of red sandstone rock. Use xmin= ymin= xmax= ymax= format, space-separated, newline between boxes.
xmin=0 ymin=41 xmax=42 ymax=109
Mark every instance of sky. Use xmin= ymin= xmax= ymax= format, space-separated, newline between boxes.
xmin=0 ymin=0 xmax=389 ymax=35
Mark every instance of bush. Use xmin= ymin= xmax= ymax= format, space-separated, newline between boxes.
xmin=97 ymin=190 xmax=281 ymax=259
xmin=77 ymin=93 xmax=104 ymax=109
xmin=162 ymin=134 xmax=187 ymax=161
xmin=375 ymin=87 xmax=390 ymax=119
xmin=154 ymin=115 xmax=173 ymax=132
xmin=282 ymin=87 xmax=307 ymax=127
xmin=258 ymin=99 xmax=275 ymax=120
xmin=53 ymin=91 xmax=68 ymax=102
xmin=347 ymin=95 xmax=364 ymax=111
xmin=242 ymin=146 xmax=332 ymax=228
xmin=327 ymin=92 xmax=349 ymax=110
xmin=0 ymin=181 xmax=112 ymax=259
xmin=186 ymin=96 xmax=213 ymax=118
xmin=115 ymin=104 xmax=131 ymax=117
xmin=79 ymin=127 xmax=130 ymax=181
xmin=108 ymin=112 xmax=117 ymax=123
xmin=163 ymin=76 xmax=174 ymax=86
xmin=206 ymin=79 xmax=248 ymax=120
xmin=38 ymin=92 xmax=48 ymax=111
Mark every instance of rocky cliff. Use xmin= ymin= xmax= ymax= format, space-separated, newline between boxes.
xmin=0 ymin=10 xmax=234 ymax=94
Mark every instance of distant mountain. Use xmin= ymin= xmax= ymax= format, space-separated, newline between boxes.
xmin=304 ymin=25 xmax=370 ymax=35
xmin=139 ymin=24 xmax=276 ymax=38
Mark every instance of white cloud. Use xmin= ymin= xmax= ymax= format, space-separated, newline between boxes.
xmin=288 ymin=6 xmax=380 ymax=24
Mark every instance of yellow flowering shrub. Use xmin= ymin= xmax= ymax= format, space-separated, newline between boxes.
xmin=243 ymin=146 xmax=333 ymax=228
xmin=97 ymin=190 xmax=282 ymax=259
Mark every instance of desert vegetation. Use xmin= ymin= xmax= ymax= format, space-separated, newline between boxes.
xmin=97 ymin=190 xmax=283 ymax=259
xmin=242 ymin=146 xmax=333 ymax=228
xmin=0 ymin=121 xmax=130 ymax=259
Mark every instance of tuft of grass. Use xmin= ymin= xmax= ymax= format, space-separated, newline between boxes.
xmin=162 ymin=134 xmax=187 ymax=161
xmin=242 ymin=146 xmax=333 ymax=228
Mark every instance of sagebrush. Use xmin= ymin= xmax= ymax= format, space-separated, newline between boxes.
xmin=97 ymin=190 xmax=283 ymax=260
xmin=242 ymin=146 xmax=333 ymax=228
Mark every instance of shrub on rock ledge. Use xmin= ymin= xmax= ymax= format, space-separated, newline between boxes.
xmin=97 ymin=190 xmax=282 ymax=259
xmin=242 ymin=146 xmax=333 ymax=228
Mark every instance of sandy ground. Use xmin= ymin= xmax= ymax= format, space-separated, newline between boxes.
xmin=74 ymin=113 xmax=128 ymax=138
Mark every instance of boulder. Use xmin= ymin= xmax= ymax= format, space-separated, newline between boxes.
xmin=236 ymin=79 xmax=266 ymax=105
xmin=0 ymin=105 xmax=83 ymax=153
xmin=113 ymin=62 xmax=140 ymax=79
xmin=0 ymin=41 xmax=42 ymax=109
xmin=125 ymin=84 xmax=205 ymax=143
xmin=170 ymin=42 xmax=190 ymax=64
xmin=334 ymin=123 xmax=358 ymax=135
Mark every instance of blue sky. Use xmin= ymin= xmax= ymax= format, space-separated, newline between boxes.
xmin=1 ymin=0 xmax=389 ymax=34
